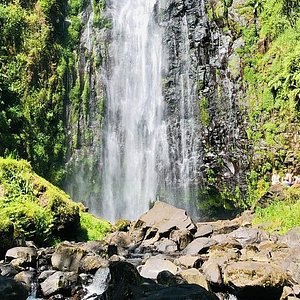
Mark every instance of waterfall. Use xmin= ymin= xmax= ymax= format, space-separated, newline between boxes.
xmin=102 ymin=0 xmax=168 ymax=221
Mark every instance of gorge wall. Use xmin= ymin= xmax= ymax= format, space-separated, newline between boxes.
xmin=64 ymin=0 xmax=250 ymax=221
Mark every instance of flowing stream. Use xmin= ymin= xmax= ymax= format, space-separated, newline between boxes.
xmin=101 ymin=0 xmax=168 ymax=221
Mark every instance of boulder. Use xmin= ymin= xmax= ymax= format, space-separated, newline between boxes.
xmin=229 ymin=227 xmax=268 ymax=247
xmin=280 ymin=227 xmax=300 ymax=248
xmin=204 ymin=220 xmax=239 ymax=235
xmin=104 ymin=261 xmax=218 ymax=300
xmin=176 ymin=255 xmax=202 ymax=269
xmin=38 ymin=270 xmax=56 ymax=282
xmin=154 ymin=238 xmax=178 ymax=253
xmin=5 ymin=247 xmax=37 ymax=267
xmin=135 ymin=201 xmax=196 ymax=234
xmin=202 ymin=261 xmax=223 ymax=285
xmin=224 ymin=261 xmax=287 ymax=287
xmin=51 ymin=242 xmax=84 ymax=272
xmin=0 ymin=275 xmax=28 ymax=300
xmin=40 ymin=271 xmax=78 ymax=297
xmin=137 ymin=284 xmax=219 ymax=300
xmin=179 ymin=268 xmax=209 ymax=290
xmin=170 ymin=229 xmax=193 ymax=250
xmin=82 ymin=241 xmax=107 ymax=256
xmin=14 ymin=271 xmax=35 ymax=290
xmin=103 ymin=261 xmax=153 ymax=299
xmin=105 ymin=231 xmax=132 ymax=249
xmin=183 ymin=238 xmax=217 ymax=255
xmin=280 ymin=285 xmax=300 ymax=300
xmin=194 ymin=224 xmax=214 ymax=238
xmin=207 ymin=248 xmax=240 ymax=269
xmin=79 ymin=255 xmax=108 ymax=273
xmin=157 ymin=270 xmax=187 ymax=286
xmin=138 ymin=257 xmax=180 ymax=279
xmin=0 ymin=263 xmax=18 ymax=277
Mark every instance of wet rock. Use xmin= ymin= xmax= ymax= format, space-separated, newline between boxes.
xmin=183 ymin=238 xmax=217 ymax=255
xmin=0 ymin=275 xmax=28 ymax=300
xmin=5 ymin=247 xmax=37 ymax=268
xmin=51 ymin=242 xmax=85 ymax=272
xmin=138 ymin=257 xmax=180 ymax=279
xmin=40 ymin=271 xmax=78 ymax=297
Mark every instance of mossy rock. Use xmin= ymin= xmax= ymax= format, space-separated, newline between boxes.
xmin=0 ymin=157 xmax=110 ymax=246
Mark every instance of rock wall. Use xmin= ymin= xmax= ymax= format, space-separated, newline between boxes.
xmin=158 ymin=0 xmax=250 ymax=209
xmin=64 ymin=1 xmax=110 ymax=212
xmin=64 ymin=0 xmax=251 ymax=217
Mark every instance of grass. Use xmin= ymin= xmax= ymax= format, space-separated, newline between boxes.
xmin=253 ymin=193 xmax=300 ymax=234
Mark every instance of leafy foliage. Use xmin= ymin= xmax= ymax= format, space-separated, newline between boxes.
xmin=238 ymin=0 xmax=300 ymax=205
xmin=253 ymin=194 xmax=300 ymax=234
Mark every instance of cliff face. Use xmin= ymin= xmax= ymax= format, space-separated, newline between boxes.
xmin=63 ymin=1 xmax=110 ymax=212
xmin=62 ymin=0 xmax=300 ymax=216
xmin=64 ymin=0 xmax=251 ymax=217
xmin=158 ymin=0 xmax=249 ymax=211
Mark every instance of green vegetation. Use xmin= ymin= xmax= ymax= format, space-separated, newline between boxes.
xmin=199 ymin=97 xmax=210 ymax=126
xmin=0 ymin=0 xmax=108 ymax=185
xmin=236 ymin=0 xmax=300 ymax=229
xmin=253 ymin=198 xmax=300 ymax=234
xmin=240 ymin=0 xmax=300 ymax=195
xmin=79 ymin=212 xmax=112 ymax=240
xmin=0 ymin=157 xmax=111 ymax=248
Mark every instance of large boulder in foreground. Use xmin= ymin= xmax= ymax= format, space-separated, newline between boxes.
xmin=104 ymin=261 xmax=219 ymax=300
xmin=0 ymin=276 xmax=28 ymax=300
xmin=133 ymin=201 xmax=196 ymax=235
xmin=224 ymin=261 xmax=287 ymax=300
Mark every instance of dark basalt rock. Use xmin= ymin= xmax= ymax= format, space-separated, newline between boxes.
xmin=104 ymin=261 xmax=218 ymax=300
xmin=0 ymin=276 xmax=28 ymax=300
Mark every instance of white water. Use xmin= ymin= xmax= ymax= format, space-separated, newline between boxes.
xmin=102 ymin=0 xmax=168 ymax=221
xmin=84 ymin=267 xmax=110 ymax=299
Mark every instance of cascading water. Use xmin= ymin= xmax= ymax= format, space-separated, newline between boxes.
xmin=168 ymin=14 xmax=203 ymax=213
xmin=102 ymin=0 xmax=169 ymax=221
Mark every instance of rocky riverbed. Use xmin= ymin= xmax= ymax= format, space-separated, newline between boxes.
xmin=1 ymin=201 xmax=300 ymax=300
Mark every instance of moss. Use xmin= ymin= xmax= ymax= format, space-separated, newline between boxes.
xmin=0 ymin=157 xmax=110 ymax=246
xmin=198 ymin=97 xmax=210 ymax=126
xmin=78 ymin=212 xmax=112 ymax=241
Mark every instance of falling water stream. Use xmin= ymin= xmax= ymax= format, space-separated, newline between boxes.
xmin=101 ymin=0 xmax=169 ymax=221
